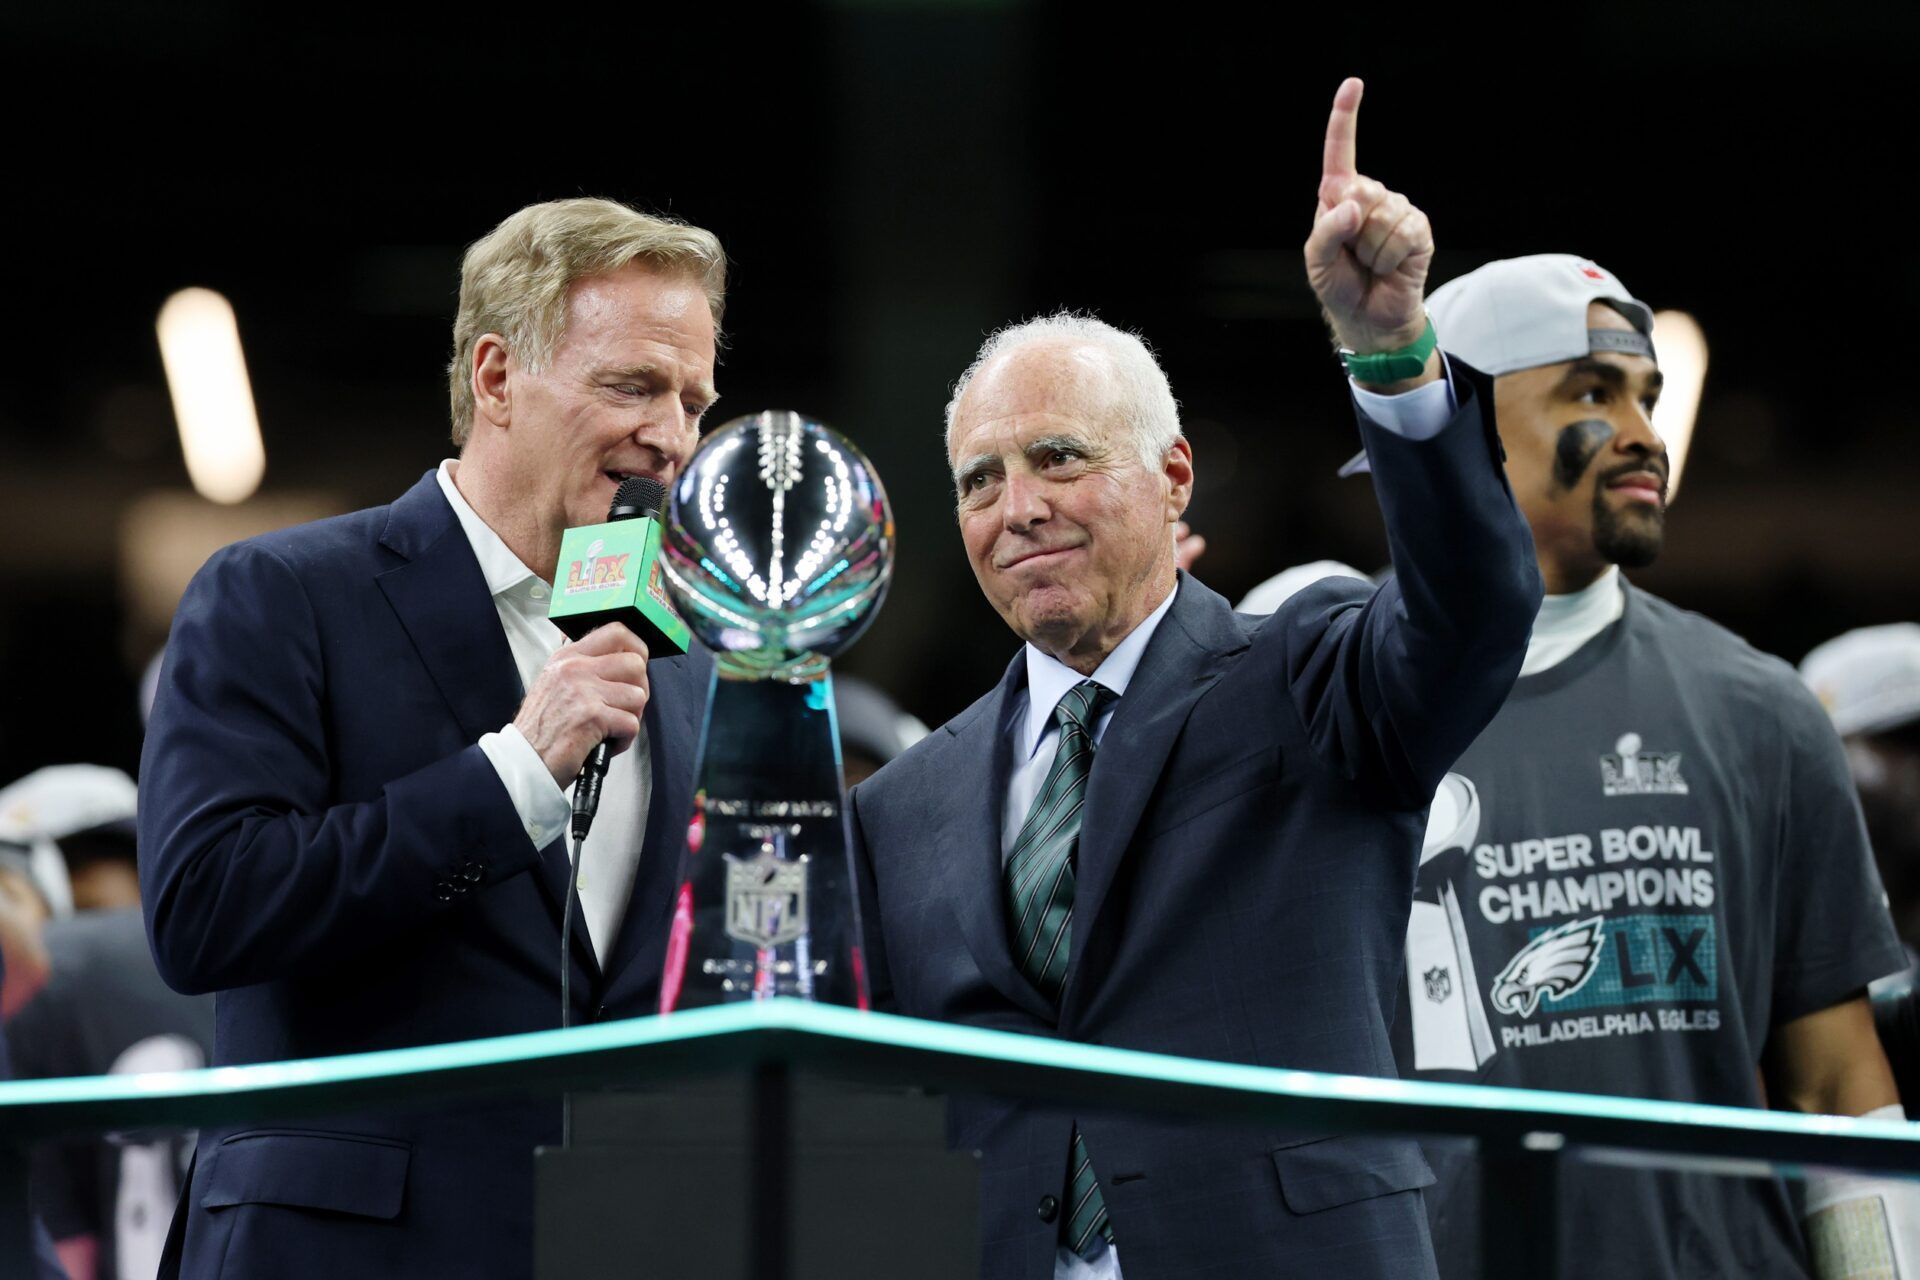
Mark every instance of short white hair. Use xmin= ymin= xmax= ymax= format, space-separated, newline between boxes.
xmin=944 ymin=311 xmax=1182 ymax=467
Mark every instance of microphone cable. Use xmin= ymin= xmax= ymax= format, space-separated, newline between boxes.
xmin=561 ymin=825 xmax=587 ymax=1146
xmin=555 ymin=474 xmax=665 ymax=1145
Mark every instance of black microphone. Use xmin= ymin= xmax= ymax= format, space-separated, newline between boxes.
xmin=571 ymin=475 xmax=666 ymax=840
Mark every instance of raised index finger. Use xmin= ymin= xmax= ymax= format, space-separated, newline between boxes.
xmin=1322 ymin=77 xmax=1364 ymax=181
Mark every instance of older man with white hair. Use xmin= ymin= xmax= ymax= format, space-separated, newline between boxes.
xmin=849 ymin=79 xmax=1542 ymax=1280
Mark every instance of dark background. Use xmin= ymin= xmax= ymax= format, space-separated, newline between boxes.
xmin=2 ymin=2 xmax=1915 ymax=783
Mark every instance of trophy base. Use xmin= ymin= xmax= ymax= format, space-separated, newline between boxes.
xmin=661 ymin=665 xmax=869 ymax=1011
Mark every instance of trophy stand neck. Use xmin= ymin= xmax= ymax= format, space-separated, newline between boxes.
xmin=713 ymin=650 xmax=832 ymax=683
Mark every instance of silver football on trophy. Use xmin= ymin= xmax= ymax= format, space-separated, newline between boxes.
xmin=662 ymin=411 xmax=894 ymax=675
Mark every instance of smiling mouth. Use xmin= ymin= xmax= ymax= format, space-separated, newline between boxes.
xmin=999 ymin=545 xmax=1082 ymax=570
xmin=1605 ymin=474 xmax=1666 ymax=505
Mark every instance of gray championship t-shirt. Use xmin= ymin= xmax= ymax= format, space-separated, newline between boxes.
xmin=1391 ymin=585 xmax=1905 ymax=1279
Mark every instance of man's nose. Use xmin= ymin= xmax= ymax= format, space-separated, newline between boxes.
xmin=1002 ymin=471 xmax=1049 ymax=531
xmin=654 ymin=398 xmax=692 ymax=435
xmin=1614 ymin=400 xmax=1667 ymax=463
xmin=632 ymin=397 xmax=697 ymax=447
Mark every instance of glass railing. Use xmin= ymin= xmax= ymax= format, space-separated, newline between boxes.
xmin=5 ymin=999 xmax=1917 ymax=1277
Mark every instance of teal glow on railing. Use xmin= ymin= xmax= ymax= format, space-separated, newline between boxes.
xmin=2 ymin=998 xmax=1916 ymax=1158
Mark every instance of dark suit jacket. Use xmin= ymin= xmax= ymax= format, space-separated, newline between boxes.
xmin=850 ymin=367 xmax=1541 ymax=1280
xmin=139 ymin=470 xmax=709 ymax=1280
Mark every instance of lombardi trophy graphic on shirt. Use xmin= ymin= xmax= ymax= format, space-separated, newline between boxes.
xmin=654 ymin=412 xmax=895 ymax=1010
xmin=1406 ymin=772 xmax=1500 ymax=1071
xmin=1600 ymin=732 xmax=1689 ymax=797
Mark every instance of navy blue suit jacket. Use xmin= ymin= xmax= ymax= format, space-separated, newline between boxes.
xmin=139 ymin=471 xmax=709 ymax=1280
xmin=850 ymin=368 xmax=1542 ymax=1280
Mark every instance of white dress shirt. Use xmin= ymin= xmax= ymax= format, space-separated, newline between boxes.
xmin=436 ymin=461 xmax=650 ymax=965
xmin=1007 ymin=595 xmax=1168 ymax=1280
xmin=1349 ymin=364 xmax=1456 ymax=442
xmin=1017 ymin=376 xmax=1457 ymax=1280
xmin=1003 ymin=587 xmax=1178 ymax=858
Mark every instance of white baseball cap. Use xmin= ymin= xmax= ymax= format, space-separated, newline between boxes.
xmin=1428 ymin=254 xmax=1654 ymax=377
xmin=1236 ymin=560 xmax=1371 ymax=615
xmin=1341 ymin=254 xmax=1655 ymax=476
xmin=1801 ymin=623 xmax=1920 ymax=737
xmin=0 ymin=764 xmax=139 ymax=919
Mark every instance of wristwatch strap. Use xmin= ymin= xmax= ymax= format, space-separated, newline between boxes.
xmin=1340 ymin=315 xmax=1437 ymax=384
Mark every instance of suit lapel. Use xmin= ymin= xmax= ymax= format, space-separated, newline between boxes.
xmin=941 ymin=653 xmax=1058 ymax=1023
xmin=375 ymin=473 xmax=525 ymax=746
xmin=1064 ymin=576 xmax=1248 ymax=1013
xmin=374 ymin=471 xmax=595 ymax=981
xmin=598 ymin=643 xmax=711 ymax=1005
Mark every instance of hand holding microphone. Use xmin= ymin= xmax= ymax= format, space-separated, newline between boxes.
xmin=512 ymin=623 xmax=652 ymax=790
xmin=525 ymin=475 xmax=690 ymax=838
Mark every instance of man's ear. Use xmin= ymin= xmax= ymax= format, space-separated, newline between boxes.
xmin=472 ymin=334 xmax=512 ymax=431
xmin=1163 ymin=435 xmax=1195 ymax=520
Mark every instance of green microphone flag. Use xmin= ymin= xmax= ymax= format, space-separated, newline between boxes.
xmin=547 ymin=505 xmax=691 ymax=655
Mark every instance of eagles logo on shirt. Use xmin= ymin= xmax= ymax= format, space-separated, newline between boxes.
xmin=1489 ymin=916 xmax=1606 ymax=1017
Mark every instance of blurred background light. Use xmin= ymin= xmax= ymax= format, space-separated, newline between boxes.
xmin=117 ymin=490 xmax=341 ymax=664
xmin=156 ymin=288 xmax=265 ymax=504
xmin=1652 ymin=309 xmax=1708 ymax=499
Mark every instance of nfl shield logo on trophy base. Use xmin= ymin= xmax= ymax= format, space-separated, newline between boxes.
xmin=725 ymin=847 xmax=810 ymax=950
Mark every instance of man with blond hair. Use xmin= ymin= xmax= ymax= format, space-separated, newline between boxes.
xmin=140 ymin=197 xmax=725 ymax=1279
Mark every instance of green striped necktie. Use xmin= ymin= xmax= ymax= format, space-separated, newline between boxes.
xmin=1004 ymin=678 xmax=1116 ymax=1259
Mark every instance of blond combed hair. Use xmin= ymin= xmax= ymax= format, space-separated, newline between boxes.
xmin=447 ymin=198 xmax=728 ymax=445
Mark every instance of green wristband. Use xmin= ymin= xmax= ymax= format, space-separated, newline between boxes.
xmin=1340 ymin=316 xmax=1438 ymax=384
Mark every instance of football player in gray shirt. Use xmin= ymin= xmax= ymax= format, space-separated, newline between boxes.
xmin=1244 ymin=254 xmax=1916 ymax=1280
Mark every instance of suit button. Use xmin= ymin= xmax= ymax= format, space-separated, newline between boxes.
xmin=432 ymin=879 xmax=455 ymax=902
xmin=593 ymin=1005 xmax=609 ymax=1022
xmin=1037 ymin=1194 xmax=1059 ymax=1224
xmin=461 ymin=861 xmax=484 ymax=883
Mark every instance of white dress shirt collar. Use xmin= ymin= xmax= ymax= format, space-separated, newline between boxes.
xmin=1019 ymin=581 xmax=1178 ymax=762
xmin=435 ymin=460 xmax=543 ymax=599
